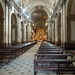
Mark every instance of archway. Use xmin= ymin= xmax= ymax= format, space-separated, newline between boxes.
xmin=0 ymin=3 xmax=4 ymax=47
xmin=21 ymin=21 xmax=24 ymax=43
xmin=11 ymin=13 xmax=17 ymax=45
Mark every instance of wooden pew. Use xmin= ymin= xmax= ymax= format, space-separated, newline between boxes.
xmin=0 ymin=41 xmax=36 ymax=67
xmin=39 ymin=47 xmax=57 ymax=49
xmin=34 ymin=54 xmax=73 ymax=59
xmin=34 ymin=59 xmax=75 ymax=75
xmin=0 ymin=50 xmax=12 ymax=67
xmin=38 ymin=48 xmax=64 ymax=51
xmin=34 ymin=42 xmax=75 ymax=75
xmin=37 ymin=51 xmax=68 ymax=54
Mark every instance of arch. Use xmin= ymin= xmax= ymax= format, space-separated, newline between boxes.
xmin=0 ymin=2 xmax=4 ymax=47
xmin=26 ymin=0 xmax=51 ymax=19
xmin=25 ymin=0 xmax=52 ymax=9
xmin=29 ymin=6 xmax=50 ymax=20
xmin=11 ymin=13 xmax=17 ymax=26
xmin=31 ymin=8 xmax=48 ymax=24
xmin=11 ymin=13 xmax=17 ymax=45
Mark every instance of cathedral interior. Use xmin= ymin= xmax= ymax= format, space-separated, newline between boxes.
xmin=0 ymin=0 xmax=75 ymax=75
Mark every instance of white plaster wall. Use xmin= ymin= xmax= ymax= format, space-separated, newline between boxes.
xmin=71 ymin=21 xmax=75 ymax=41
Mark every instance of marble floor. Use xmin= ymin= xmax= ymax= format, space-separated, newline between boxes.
xmin=0 ymin=42 xmax=75 ymax=75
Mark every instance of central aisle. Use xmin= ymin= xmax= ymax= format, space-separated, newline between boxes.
xmin=0 ymin=42 xmax=40 ymax=75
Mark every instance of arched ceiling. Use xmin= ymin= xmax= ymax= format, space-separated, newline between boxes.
xmin=14 ymin=0 xmax=56 ymax=38
xmin=23 ymin=0 xmax=55 ymax=7
xmin=21 ymin=0 xmax=55 ymax=28
xmin=31 ymin=7 xmax=48 ymax=22
xmin=22 ymin=0 xmax=55 ymax=19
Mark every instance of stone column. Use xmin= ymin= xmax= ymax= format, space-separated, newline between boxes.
xmin=5 ymin=4 xmax=9 ymax=47
xmin=23 ymin=23 xmax=27 ymax=42
xmin=50 ymin=24 xmax=52 ymax=43
xmin=62 ymin=2 xmax=66 ymax=48
xmin=52 ymin=21 xmax=55 ymax=44
xmin=28 ymin=21 xmax=31 ymax=41
xmin=48 ymin=21 xmax=50 ymax=41
xmin=26 ymin=24 xmax=28 ymax=42
xmin=8 ymin=4 xmax=12 ymax=46
xmin=55 ymin=13 xmax=61 ymax=46
xmin=55 ymin=15 xmax=58 ymax=45
xmin=2 ymin=18 xmax=5 ymax=47
xmin=61 ymin=8 xmax=64 ymax=47
xmin=48 ymin=21 xmax=52 ymax=42
xmin=17 ymin=17 xmax=21 ymax=44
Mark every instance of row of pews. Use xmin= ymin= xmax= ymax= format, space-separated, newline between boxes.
xmin=34 ymin=41 xmax=75 ymax=75
xmin=0 ymin=41 xmax=36 ymax=67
